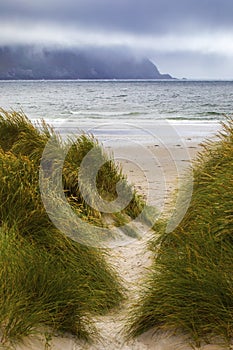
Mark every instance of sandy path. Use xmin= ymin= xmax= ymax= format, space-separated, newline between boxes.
xmin=16 ymin=140 xmax=228 ymax=350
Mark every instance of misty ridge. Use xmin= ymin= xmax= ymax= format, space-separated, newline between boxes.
xmin=0 ymin=45 xmax=173 ymax=80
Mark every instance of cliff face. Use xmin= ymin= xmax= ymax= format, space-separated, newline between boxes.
xmin=0 ymin=46 xmax=173 ymax=80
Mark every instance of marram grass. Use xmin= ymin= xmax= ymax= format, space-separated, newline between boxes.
xmin=0 ymin=108 xmax=148 ymax=234
xmin=127 ymin=118 xmax=233 ymax=347
xmin=0 ymin=225 xmax=95 ymax=343
xmin=0 ymin=108 xmax=152 ymax=345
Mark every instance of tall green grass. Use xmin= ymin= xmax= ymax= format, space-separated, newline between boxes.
xmin=0 ymin=108 xmax=146 ymax=234
xmin=0 ymin=225 xmax=94 ymax=343
xmin=0 ymin=109 xmax=145 ymax=345
xmin=127 ymin=119 xmax=233 ymax=346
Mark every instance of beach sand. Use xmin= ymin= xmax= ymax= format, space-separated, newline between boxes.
xmin=15 ymin=127 xmax=228 ymax=350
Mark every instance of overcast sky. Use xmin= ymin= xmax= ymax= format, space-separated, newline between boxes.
xmin=1 ymin=0 xmax=233 ymax=79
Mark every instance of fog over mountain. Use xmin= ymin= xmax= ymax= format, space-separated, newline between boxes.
xmin=0 ymin=45 xmax=173 ymax=80
xmin=1 ymin=1 xmax=233 ymax=78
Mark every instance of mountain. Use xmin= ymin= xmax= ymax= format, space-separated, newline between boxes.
xmin=0 ymin=46 xmax=173 ymax=80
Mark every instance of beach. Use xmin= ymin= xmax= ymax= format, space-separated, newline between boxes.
xmin=14 ymin=123 xmax=228 ymax=350
xmin=1 ymin=0 xmax=233 ymax=347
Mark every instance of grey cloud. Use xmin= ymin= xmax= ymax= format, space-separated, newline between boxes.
xmin=1 ymin=0 xmax=233 ymax=35
xmin=1 ymin=0 xmax=233 ymax=79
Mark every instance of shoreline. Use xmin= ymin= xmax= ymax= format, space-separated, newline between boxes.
xmin=55 ymin=119 xmax=221 ymax=145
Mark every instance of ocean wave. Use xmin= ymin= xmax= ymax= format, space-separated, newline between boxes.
xmin=166 ymin=114 xmax=224 ymax=121
xmin=197 ymin=111 xmax=225 ymax=119
xmin=205 ymin=111 xmax=224 ymax=116
xmin=69 ymin=110 xmax=146 ymax=118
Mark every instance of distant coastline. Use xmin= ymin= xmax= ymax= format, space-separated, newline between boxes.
xmin=0 ymin=45 xmax=173 ymax=80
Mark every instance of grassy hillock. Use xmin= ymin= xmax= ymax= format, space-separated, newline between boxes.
xmin=127 ymin=119 xmax=233 ymax=347
xmin=0 ymin=108 xmax=146 ymax=345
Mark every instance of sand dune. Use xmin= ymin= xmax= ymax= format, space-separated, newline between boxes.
xmin=14 ymin=137 xmax=228 ymax=350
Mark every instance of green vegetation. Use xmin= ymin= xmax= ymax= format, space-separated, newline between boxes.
xmin=0 ymin=108 xmax=147 ymax=237
xmin=127 ymin=119 xmax=233 ymax=347
xmin=0 ymin=108 xmax=148 ymax=346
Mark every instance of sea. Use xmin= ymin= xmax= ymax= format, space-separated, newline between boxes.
xmin=0 ymin=80 xmax=233 ymax=145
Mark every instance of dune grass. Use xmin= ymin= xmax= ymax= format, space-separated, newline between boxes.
xmin=0 ymin=108 xmax=147 ymax=235
xmin=127 ymin=118 xmax=233 ymax=347
xmin=0 ymin=108 xmax=152 ymax=345
xmin=0 ymin=224 xmax=95 ymax=343
xmin=0 ymin=149 xmax=123 ymax=347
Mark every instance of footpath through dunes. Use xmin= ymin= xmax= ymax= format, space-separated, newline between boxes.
xmin=0 ymin=108 xmax=230 ymax=350
xmin=15 ymin=113 xmax=202 ymax=350
xmin=68 ymin=130 xmax=228 ymax=350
